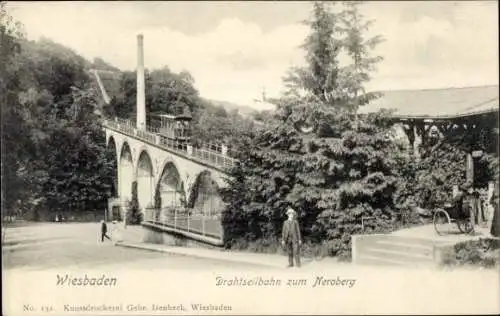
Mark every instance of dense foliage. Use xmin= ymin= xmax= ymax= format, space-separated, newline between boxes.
xmin=1 ymin=7 xmax=114 ymax=220
xmin=1 ymin=5 xmax=257 ymax=221
xmin=222 ymin=1 xmax=499 ymax=260
xmin=106 ymin=67 xmax=200 ymax=119
xmin=222 ymin=2 xmax=398 ymax=259
xmin=154 ymin=185 xmax=162 ymax=210
xmin=126 ymin=181 xmax=142 ymax=225
xmin=222 ymin=108 xmax=414 ymax=258
xmin=399 ymin=134 xmax=499 ymax=211
xmin=1 ymin=5 xmax=27 ymax=217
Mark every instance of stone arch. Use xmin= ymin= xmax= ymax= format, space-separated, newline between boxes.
xmin=106 ymin=136 xmax=118 ymax=197
xmin=134 ymin=145 xmax=153 ymax=173
xmin=155 ymin=160 xmax=186 ymax=209
xmin=136 ymin=150 xmax=154 ymax=210
xmin=188 ymin=170 xmax=225 ymax=217
xmin=119 ymin=141 xmax=134 ymax=202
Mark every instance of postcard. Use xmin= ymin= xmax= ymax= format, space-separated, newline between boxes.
xmin=2 ymin=1 xmax=499 ymax=315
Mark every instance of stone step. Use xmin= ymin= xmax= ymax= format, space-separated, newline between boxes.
xmin=357 ymin=234 xmax=447 ymax=248
xmin=356 ymin=254 xmax=436 ymax=268
xmin=357 ymin=239 xmax=434 ymax=257
xmin=355 ymin=254 xmax=409 ymax=266
xmin=360 ymin=247 xmax=435 ymax=264
xmin=352 ymin=233 xmax=448 ymax=267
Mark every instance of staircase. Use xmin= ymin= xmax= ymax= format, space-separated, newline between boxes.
xmin=352 ymin=224 xmax=494 ymax=267
xmin=352 ymin=234 xmax=453 ymax=267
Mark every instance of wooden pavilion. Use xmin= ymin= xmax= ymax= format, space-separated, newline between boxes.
xmin=360 ymin=85 xmax=499 ymax=186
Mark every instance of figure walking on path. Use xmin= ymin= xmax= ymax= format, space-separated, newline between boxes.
xmin=281 ymin=207 xmax=302 ymax=268
xmin=100 ymin=220 xmax=112 ymax=242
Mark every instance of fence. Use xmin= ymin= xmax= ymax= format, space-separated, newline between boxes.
xmin=143 ymin=207 xmax=223 ymax=240
xmin=136 ymin=129 xmax=156 ymax=143
xmin=191 ymin=147 xmax=235 ymax=168
xmin=103 ymin=118 xmax=237 ymax=169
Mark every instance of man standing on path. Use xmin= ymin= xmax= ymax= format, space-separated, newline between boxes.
xmin=100 ymin=220 xmax=112 ymax=242
xmin=281 ymin=208 xmax=302 ymax=268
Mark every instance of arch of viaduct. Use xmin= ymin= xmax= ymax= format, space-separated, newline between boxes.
xmin=105 ymin=129 xmax=229 ymax=216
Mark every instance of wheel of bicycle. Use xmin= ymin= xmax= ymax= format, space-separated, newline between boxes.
xmin=433 ymin=209 xmax=451 ymax=236
xmin=456 ymin=220 xmax=474 ymax=234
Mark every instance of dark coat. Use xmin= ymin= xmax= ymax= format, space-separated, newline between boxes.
xmin=101 ymin=222 xmax=107 ymax=233
xmin=282 ymin=219 xmax=302 ymax=244
xmin=452 ymin=191 xmax=467 ymax=218
xmin=491 ymin=198 xmax=500 ymax=237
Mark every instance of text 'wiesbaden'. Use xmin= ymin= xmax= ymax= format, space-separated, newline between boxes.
xmin=56 ymin=274 xmax=117 ymax=286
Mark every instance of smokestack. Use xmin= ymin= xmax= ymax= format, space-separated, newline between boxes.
xmin=136 ymin=34 xmax=146 ymax=130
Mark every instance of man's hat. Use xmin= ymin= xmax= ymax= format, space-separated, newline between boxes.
xmin=286 ymin=208 xmax=295 ymax=215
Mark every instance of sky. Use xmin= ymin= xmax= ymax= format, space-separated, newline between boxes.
xmin=6 ymin=1 xmax=499 ymax=110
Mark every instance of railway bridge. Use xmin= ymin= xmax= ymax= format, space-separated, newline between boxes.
xmin=100 ymin=34 xmax=236 ymax=246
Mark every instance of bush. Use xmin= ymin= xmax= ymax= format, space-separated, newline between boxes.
xmin=126 ymin=181 xmax=142 ymax=225
xmin=154 ymin=185 xmax=161 ymax=209
xmin=443 ymin=238 xmax=500 ymax=268
xmin=221 ymin=109 xmax=412 ymax=259
xmin=221 ymin=111 xmax=498 ymax=259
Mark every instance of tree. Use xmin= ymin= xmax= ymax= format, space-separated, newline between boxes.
xmin=2 ymin=9 xmax=118 ymax=220
xmin=1 ymin=4 xmax=30 ymax=217
xmin=91 ymin=57 xmax=120 ymax=72
xmin=190 ymin=100 xmax=257 ymax=148
xmin=339 ymin=1 xmax=384 ymax=112
xmin=283 ymin=1 xmax=383 ymax=119
xmin=222 ymin=1 xmax=395 ymax=259
xmin=110 ymin=67 xmax=203 ymax=121
xmin=149 ymin=67 xmax=201 ymax=116
xmin=38 ymin=89 xmax=114 ymax=214
xmin=283 ymin=2 xmax=343 ymax=104
xmin=126 ymin=181 xmax=142 ymax=225
xmin=154 ymin=185 xmax=161 ymax=209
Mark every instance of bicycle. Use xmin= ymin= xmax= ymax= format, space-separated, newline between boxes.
xmin=433 ymin=202 xmax=474 ymax=236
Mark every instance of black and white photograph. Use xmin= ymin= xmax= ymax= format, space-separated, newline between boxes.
xmin=1 ymin=1 xmax=499 ymax=315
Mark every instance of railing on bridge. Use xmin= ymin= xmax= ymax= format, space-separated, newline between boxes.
xmin=137 ymin=129 xmax=156 ymax=143
xmin=191 ymin=147 xmax=234 ymax=168
xmin=103 ymin=118 xmax=237 ymax=169
xmin=143 ymin=207 xmax=223 ymax=241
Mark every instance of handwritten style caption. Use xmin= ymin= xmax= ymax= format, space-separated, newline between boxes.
xmin=216 ymin=276 xmax=357 ymax=288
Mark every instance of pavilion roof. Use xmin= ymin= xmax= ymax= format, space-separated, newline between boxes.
xmin=359 ymin=85 xmax=499 ymax=120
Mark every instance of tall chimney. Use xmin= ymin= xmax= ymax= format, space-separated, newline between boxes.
xmin=136 ymin=34 xmax=146 ymax=130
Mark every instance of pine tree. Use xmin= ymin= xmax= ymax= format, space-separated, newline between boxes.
xmin=1 ymin=5 xmax=28 ymax=217
xmin=284 ymin=2 xmax=343 ymax=104
xmin=221 ymin=1 xmax=405 ymax=259
xmin=154 ymin=185 xmax=162 ymax=209
xmin=339 ymin=1 xmax=384 ymax=113
xmin=126 ymin=181 xmax=143 ymax=225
